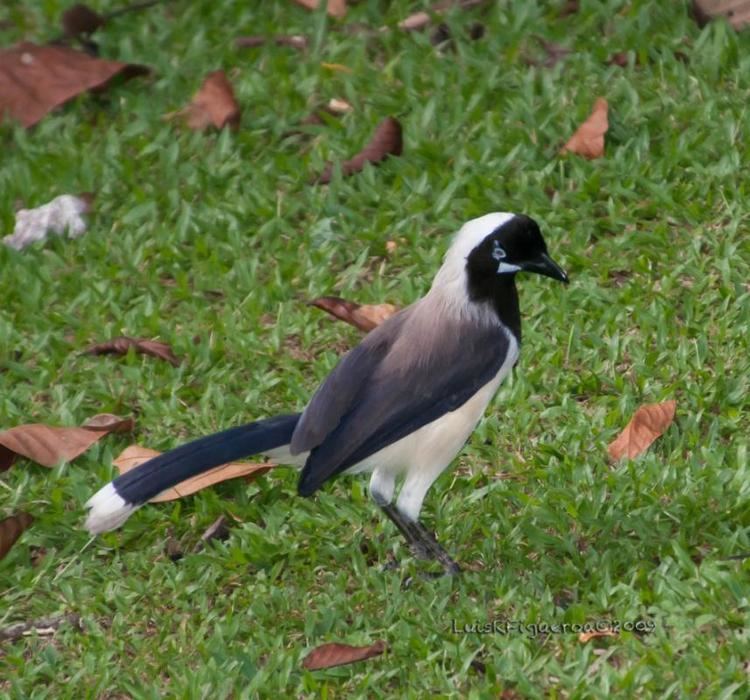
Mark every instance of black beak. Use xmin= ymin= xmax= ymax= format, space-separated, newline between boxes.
xmin=523 ymin=252 xmax=569 ymax=284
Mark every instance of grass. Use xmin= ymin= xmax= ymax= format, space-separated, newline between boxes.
xmin=1 ymin=0 xmax=749 ymax=696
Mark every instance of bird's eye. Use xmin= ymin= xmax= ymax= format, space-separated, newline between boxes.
xmin=491 ymin=241 xmax=507 ymax=261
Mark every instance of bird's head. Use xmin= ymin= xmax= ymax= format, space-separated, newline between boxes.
xmin=463 ymin=212 xmax=568 ymax=286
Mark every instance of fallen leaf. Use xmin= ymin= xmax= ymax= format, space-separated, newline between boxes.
xmin=0 ymin=512 xmax=34 ymax=561
xmin=302 ymin=640 xmax=386 ymax=670
xmin=60 ymin=1 xmax=166 ymax=39
xmin=113 ymin=445 xmax=275 ymax=501
xmin=293 ymin=0 xmax=347 ymax=19
xmin=0 ymin=613 xmax=82 ymax=642
xmin=172 ymin=71 xmax=240 ymax=130
xmin=559 ymin=0 xmax=580 ymax=16
xmin=692 ymin=0 xmax=750 ymax=30
xmin=0 ymin=42 xmax=148 ymax=128
xmin=316 ymin=116 xmax=403 ymax=184
xmin=607 ymin=400 xmax=677 ymax=461
xmin=235 ymin=35 xmax=309 ymax=50
xmin=82 ymin=414 xmax=135 ymax=433
xmin=61 ymin=3 xmax=105 ymax=37
xmin=579 ymin=629 xmax=618 ymax=643
xmin=311 ymin=297 xmax=399 ymax=332
xmin=3 ymin=194 xmax=92 ymax=251
xmin=83 ymin=337 xmax=181 ymax=366
xmin=560 ymin=97 xmax=609 ymax=159
xmin=0 ymin=414 xmax=134 ymax=470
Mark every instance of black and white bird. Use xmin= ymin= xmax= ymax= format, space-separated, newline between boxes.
xmin=85 ymin=212 xmax=568 ymax=574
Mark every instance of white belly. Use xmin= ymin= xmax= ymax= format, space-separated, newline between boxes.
xmin=348 ymin=332 xmax=519 ymax=476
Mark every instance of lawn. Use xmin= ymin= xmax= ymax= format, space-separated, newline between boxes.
xmin=1 ymin=0 xmax=749 ymax=697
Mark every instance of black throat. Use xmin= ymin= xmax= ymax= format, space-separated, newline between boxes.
xmin=467 ymin=274 xmax=522 ymax=343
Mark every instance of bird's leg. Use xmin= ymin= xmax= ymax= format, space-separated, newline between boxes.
xmin=379 ymin=503 xmax=461 ymax=576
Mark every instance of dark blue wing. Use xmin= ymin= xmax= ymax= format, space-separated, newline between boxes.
xmin=297 ymin=318 xmax=511 ymax=496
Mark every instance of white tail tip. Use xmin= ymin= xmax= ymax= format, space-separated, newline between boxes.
xmin=84 ymin=483 xmax=138 ymax=534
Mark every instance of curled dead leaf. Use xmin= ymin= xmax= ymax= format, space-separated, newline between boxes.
xmin=0 ymin=512 xmax=34 ymax=561
xmin=0 ymin=42 xmax=148 ymax=128
xmin=82 ymin=414 xmax=135 ymax=433
xmin=560 ymin=97 xmax=609 ymax=159
xmin=302 ymin=640 xmax=386 ymax=670
xmin=310 ymin=297 xmax=399 ymax=332
xmin=171 ymin=70 xmax=241 ymax=131
xmin=0 ymin=415 xmax=133 ymax=470
xmin=607 ymin=400 xmax=676 ymax=461
xmin=113 ymin=445 xmax=275 ymax=502
xmin=579 ymin=629 xmax=618 ymax=643
xmin=83 ymin=337 xmax=181 ymax=366
xmin=293 ymin=0 xmax=347 ymax=19
xmin=316 ymin=116 xmax=403 ymax=184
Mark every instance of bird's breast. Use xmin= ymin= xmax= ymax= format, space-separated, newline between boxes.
xmin=348 ymin=330 xmax=519 ymax=476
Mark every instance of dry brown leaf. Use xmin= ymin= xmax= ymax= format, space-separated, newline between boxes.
xmin=579 ymin=629 xmax=618 ymax=643
xmin=0 ymin=613 xmax=82 ymax=642
xmin=0 ymin=512 xmax=34 ymax=561
xmin=607 ymin=400 xmax=677 ymax=461
xmin=560 ymin=97 xmax=609 ymax=159
xmin=302 ymin=640 xmax=386 ymax=670
xmin=559 ymin=0 xmax=580 ymax=17
xmin=83 ymin=336 xmax=181 ymax=366
xmin=235 ymin=35 xmax=309 ymax=50
xmin=114 ymin=445 xmax=275 ymax=502
xmin=293 ymin=0 xmax=347 ymax=19
xmin=173 ymin=71 xmax=241 ymax=131
xmin=61 ymin=3 xmax=105 ymax=37
xmin=0 ymin=42 xmax=148 ymax=128
xmin=316 ymin=116 xmax=403 ymax=184
xmin=310 ymin=297 xmax=399 ymax=332
xmin=692 ymin=0 xmax=750 ymax=30
xmin=0 ymin=414 xmax=134 ymax=470
xmin=82 ymin=414 xmax=135 ymax=433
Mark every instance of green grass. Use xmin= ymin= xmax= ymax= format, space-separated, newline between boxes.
xmin=1 ymin=0 xmax=750 ymax=696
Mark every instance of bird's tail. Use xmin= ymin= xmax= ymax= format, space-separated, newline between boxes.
xmin=84 ymin=413 xmax=301 ymax=534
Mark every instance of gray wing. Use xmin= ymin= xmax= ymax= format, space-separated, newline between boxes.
xmin=293 ymin=307 xmax=512 ymax=496
xmin=290 ymin=307 xmax=413 ymax=455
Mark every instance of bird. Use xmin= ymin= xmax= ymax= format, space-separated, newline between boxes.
xmin=85 ymin=212 xmax=568 ymax=575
